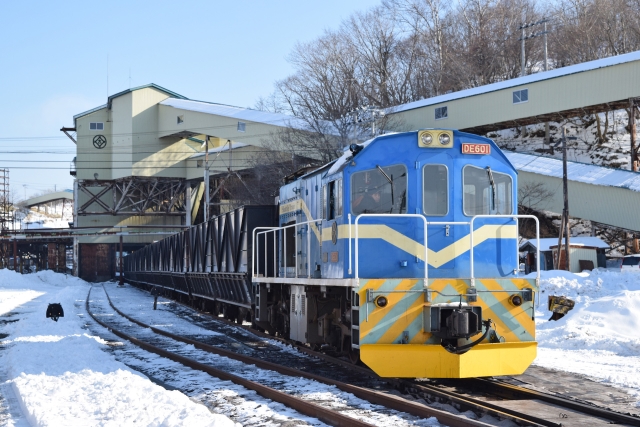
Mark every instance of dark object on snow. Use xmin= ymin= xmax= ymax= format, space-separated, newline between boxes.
xmin=548 ymin=295 xmax=575 ymax=321
xmin=46 ymin=303 xmax=64 ymax=322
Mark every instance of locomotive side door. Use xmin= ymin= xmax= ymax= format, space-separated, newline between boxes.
xmin=416 ymin=152 xmax=456 ymax=277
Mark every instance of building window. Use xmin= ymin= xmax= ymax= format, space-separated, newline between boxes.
xmin=435 ymin=106 xmax=448 ymax=120
xmin=89 ymin=122 xmax=104 ymax=130
xmin=177 ymin=115 xmax=184 ymax=124
xmin=513 ymin=89 xmax=528 ymax=104
xmin=237 ymin=121 xmax=246 ymax=132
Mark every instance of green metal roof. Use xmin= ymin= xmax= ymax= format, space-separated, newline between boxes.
xmin=107 ymin=83 xmax=188 ymax=108
xmin=73 ymin=84 xmax=188 ymax=124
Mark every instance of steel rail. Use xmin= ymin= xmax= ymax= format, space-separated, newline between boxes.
xmin=279 ymin=333 xmax=639 ymax=427
xmin=135 ymin=284 xmax=562 ymax=427
xmin=99 ymin=285 xmax=493 ymax=427
xmin=476 ymin=378 xmax=640 ymax=426
xmin=85 ymin=287 xmax=372 ymax=427
xmin=154 ymin=292 xmax=551 ymax=427
xmin=269 ymin=336 xmax=552 ymax=427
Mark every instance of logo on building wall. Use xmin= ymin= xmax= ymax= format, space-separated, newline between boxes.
xmin=93 ymin=135 xmax=107 ymax=149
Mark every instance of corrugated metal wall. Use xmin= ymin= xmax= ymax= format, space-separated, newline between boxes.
xmin=394 ymin=60 xmax=640 ymax=132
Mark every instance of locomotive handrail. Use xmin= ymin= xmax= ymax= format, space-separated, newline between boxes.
xmin=469 ymin=215 xmax=540 ymax=287
xmin=354 ymin=214 xmax=429 ymax=286
xmin=251 ymin=226 xmax=279 ymax=280
xmin=253 ymin=219 xmax=322 ymax=279
xmin=348 ymin=213 xmax=352 ymax=275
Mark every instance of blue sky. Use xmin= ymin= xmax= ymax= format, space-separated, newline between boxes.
xmin=0 ymin=0 xmax=380 ymax=200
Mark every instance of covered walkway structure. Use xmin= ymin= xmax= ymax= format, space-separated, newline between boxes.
xmin=506 ymin=152 xmax=640 ymax=232
xmin=391 ymin=51 xmax=640 ymax=137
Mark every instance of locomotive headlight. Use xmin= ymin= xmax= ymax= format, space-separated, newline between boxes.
xmin=374 ymin=295 xmax=388 ymax=308
xmin=509 ymin=294 xmax=523 ymax=307
xmin=438 ymin=133 xmax=451 ymax=145
xmin=421 ymin=133 xmax=433 ymax=145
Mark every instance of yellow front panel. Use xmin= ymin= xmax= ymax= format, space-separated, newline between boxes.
xmin=357 ymin=277 xmax=538 ymax=378
xmin=360 ymin=342 xmax=537 ymax=378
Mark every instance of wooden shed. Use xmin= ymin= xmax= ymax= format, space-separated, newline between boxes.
xmin=520 ymin=237 xmax=609 ymax=273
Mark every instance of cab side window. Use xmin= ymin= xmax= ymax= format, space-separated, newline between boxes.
xmin=326 ymin=179 xmax=342 ymax=220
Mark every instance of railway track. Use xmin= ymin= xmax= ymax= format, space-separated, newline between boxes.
xmin=120 ymin=283 xmax=640 ymax=427
xmin=87 ymin=285 xmax=492 ymax=427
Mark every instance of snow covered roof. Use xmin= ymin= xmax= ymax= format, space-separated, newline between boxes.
xmin=393 ymin=50 xmax=640 ymax=114
xmin=520 ymin=237 xmax=610 ymax=251
xmin=189 ymin=142 xmax=250 ymax=159
xmin=161 ymin=98 xmax=310 ymax=131
xmin=505 ymin=152 xmax=640 ymax=192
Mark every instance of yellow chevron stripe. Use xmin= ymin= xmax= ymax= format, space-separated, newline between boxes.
xmin=323 ymin=224 xmax=517 ymax=268
xmin=279 ymin=198 xmax=321 ymax=242
xmin=481 ymin=279 xmax=536 ymax=339
xmin=360 ymin=279 xmax=420 ymax=341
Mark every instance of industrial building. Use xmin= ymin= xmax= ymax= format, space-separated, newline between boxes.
xmin=64 ymin=84 xmax=316 ymax=281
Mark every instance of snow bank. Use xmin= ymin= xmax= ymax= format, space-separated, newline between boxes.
xmin=0 ymin=269 xmax=236 ymax=427
xmin=534 ymin=269 xmax=640 ymax=404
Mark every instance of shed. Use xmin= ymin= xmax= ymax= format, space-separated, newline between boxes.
xmin=519 ymin=237 xmax=609 ymax=272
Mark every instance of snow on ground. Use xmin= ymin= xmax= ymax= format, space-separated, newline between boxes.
xmin=533 ymin=269 xmax=640 ymax=405
xmin=1 ymin=267 xmax=639 ymax=426
xmin=0 ymin=269 xmax=236 ymax=427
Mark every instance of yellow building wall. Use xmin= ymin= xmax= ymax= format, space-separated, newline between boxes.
xmin=75 ymin=108 xmax=112 ymax=180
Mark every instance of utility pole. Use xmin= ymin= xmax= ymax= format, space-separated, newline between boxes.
xmin=518 ymin=18 xmax=550 ymax=77
xmin=562 ymin=127 xmax=571 ymax=272
xmin=520 ymin=25 xmax=526 ymax=77
xmin=629 ymin=98 xmax=639 ymax=172
xmin=119 ymin=235 xmax=124 ymax=286
xmin=555 ymin=127 xmax=577 ymax=271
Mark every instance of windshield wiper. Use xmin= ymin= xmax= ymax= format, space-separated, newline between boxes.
xmin=486 ymin=166 xmax=496 ymax=211
xmin=376 ymin=165 xmax=394 ymax=211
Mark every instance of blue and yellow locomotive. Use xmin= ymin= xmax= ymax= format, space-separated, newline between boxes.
xmin=253 ymin=129 xmax=539 ymax=378
xmin=125 ymin=128 xmax=540 ymax=379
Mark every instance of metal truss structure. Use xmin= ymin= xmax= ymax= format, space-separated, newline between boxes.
xmin=124 ymin=206 xmax=277 ymax=309
xmin=78 ymin=177 xmax=189 ymax=216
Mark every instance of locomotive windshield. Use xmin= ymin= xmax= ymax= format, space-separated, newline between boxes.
xmin=351 ymin=164 xmax=407 ymax=215
xmin=463 ymin=165 xmax=512 ymax=215
xmin=423 ymin=164 xmax=448 ymax=216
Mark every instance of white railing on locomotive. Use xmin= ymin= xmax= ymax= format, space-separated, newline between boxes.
xmin=354 ymin=214 xmax=428 ymax=285
xmin=252 ymin=226 xmax=278 ymax=280
xmin=252 ymin=219 xmax=323 ymax=279
xmin=469 ymin=214 xmax=540 ymax=287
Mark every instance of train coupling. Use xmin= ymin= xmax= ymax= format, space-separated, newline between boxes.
xmin=548 ymin=295 xmax=575 ymax=321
